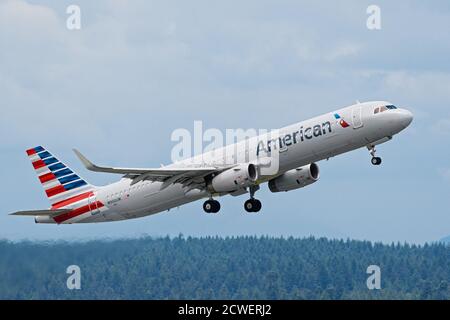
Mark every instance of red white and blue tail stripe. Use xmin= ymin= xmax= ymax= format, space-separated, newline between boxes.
xmin=26 ymin=146 xmax=96 ymax=210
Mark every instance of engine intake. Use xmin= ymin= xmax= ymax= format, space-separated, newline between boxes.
xmin=268 ymin=163 xmax=319 ymax=193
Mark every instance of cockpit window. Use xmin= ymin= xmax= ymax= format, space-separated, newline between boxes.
xmin=374 ymin=105 xmax=398 ymax=114
xmin=374 ymin=105 xmax=393 ymax=114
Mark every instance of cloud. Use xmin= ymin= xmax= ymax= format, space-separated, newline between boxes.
xmin=432 ymin=118 xmax=450 ymax=135
xmin=325 ymin=43 xmax=361 ymax=62
xmin=382 ymin=71 xmax=450 ymax=98
xmin=0 ymin=0 xmax=60 ymax=33
xmin=1 ymin=0 xmax=450 ymax=242
xmin=2 ymin=0 xmax=450 ymax=151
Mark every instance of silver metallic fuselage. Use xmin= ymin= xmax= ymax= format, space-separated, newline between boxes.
xmin=45 ymin=101 xmax=412 ymax=223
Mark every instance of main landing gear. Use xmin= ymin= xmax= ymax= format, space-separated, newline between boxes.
xmin=203 ymin=185 xmax=263 ymax=214
xmin=203 ymin=199 xmax=221 ymax=213
xmin=244 ymin=199 xmax=262 ymax=213
xmin=368 ymin=145 xmax=382 ymax=166
xmin=244 ymin=185 xmax=262 ymax=213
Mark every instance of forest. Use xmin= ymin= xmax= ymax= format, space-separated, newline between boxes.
xmin=0 ymin=236 xmax=449 ymax=300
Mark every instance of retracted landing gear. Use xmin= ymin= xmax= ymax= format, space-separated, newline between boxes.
xmin=368 ymin=145 xmax=382 ymax=166
xmin=244 ymin=185 xmax=262 ymax=213
xmin=203 ymin=199 xmax=221 ymax=213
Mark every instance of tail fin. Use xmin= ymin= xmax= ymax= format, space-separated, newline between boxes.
xmin=26 ymin=146 xmax=95 ymax=206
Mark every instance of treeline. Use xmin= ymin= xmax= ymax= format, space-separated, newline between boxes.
xmin=0 ymin=236 xmax=449 ymax=300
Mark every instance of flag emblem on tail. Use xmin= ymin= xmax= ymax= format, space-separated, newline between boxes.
xmin=26 ymin=146 xmax=93 ymax=205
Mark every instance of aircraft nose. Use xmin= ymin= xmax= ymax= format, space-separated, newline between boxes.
xmin=399 ymin=109 xmax=414 ymax=128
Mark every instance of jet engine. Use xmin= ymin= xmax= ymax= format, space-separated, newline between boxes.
xmin=210 ymin=163 xmax=258 ymax=193
xmin=268 ymin=163 xmax=319 ymax=193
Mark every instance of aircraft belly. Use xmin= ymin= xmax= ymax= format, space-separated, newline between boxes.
xmin=120 ymin=184 xmax=207 ymax=220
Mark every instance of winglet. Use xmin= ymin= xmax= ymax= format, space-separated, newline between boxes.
xmin=73 ymin=149 xmax=99 ymax=172
xmin=72 ymin=149 xmax=137 ymax=174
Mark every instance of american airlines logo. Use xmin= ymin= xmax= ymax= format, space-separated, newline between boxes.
xmin=334 ymin=113 xmax=350 ymax=128
xmin=256 ymin=121 xmax=333 ymax=156
xmin=170 ymin=115 xmax=349 ymax=174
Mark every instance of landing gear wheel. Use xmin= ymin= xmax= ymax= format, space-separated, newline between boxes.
xmin=203 ymin=200 xmax=213 ymax=213
xmin=253 ymin=199 xmax=262 ymax=212
xmin=371 ymin=157 xmax=382 ymax=166
xmin=211 ymin=200 xmax=220 ymax=213
xmin=244 ymin=199 xmax=262 ymax=213
xmin=244 ymin=200 xmax=254 ymax=212
xmin=203 ymin=200 xmax=220 ymax=213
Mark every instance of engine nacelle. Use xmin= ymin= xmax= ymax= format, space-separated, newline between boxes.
xmin=34 ymin=215 xmax=56 ymax=224
xmin=268 ymin=163 xmax=319 ymax=193
xmin=210 ymin=163 xmax=258 ymax=193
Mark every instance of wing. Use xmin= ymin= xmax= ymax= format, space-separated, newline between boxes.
xmin=10 ymin=209 xmax=71 ymax=217
xmin=73 ymin=149 xmax=233 ymax=191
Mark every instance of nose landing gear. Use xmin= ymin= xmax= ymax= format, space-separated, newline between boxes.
xmin=368 ymin=145 xmax=382 ymax=166
xmin=371 ymin=157 xmax=382 ymax=165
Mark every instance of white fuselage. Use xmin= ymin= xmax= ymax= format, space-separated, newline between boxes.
xmin=52 ymin=101 xmax=413 ymax=223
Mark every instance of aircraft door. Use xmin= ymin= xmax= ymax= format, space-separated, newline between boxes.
xmin=352 ymin=106 xmax=364 ymax=129
xmin=88 ymin=194 xmax=100 ymax=216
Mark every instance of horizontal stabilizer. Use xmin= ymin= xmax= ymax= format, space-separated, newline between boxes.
xmin=10 ymin=209 xmax=71 ymax=217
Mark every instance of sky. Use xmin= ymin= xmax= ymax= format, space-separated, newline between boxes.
xmin=1 ymin=0 xmax=450 ymax=244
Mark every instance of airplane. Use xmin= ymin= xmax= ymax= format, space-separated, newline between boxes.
xmin=11 ymin=101 xmax=413 ymax=224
